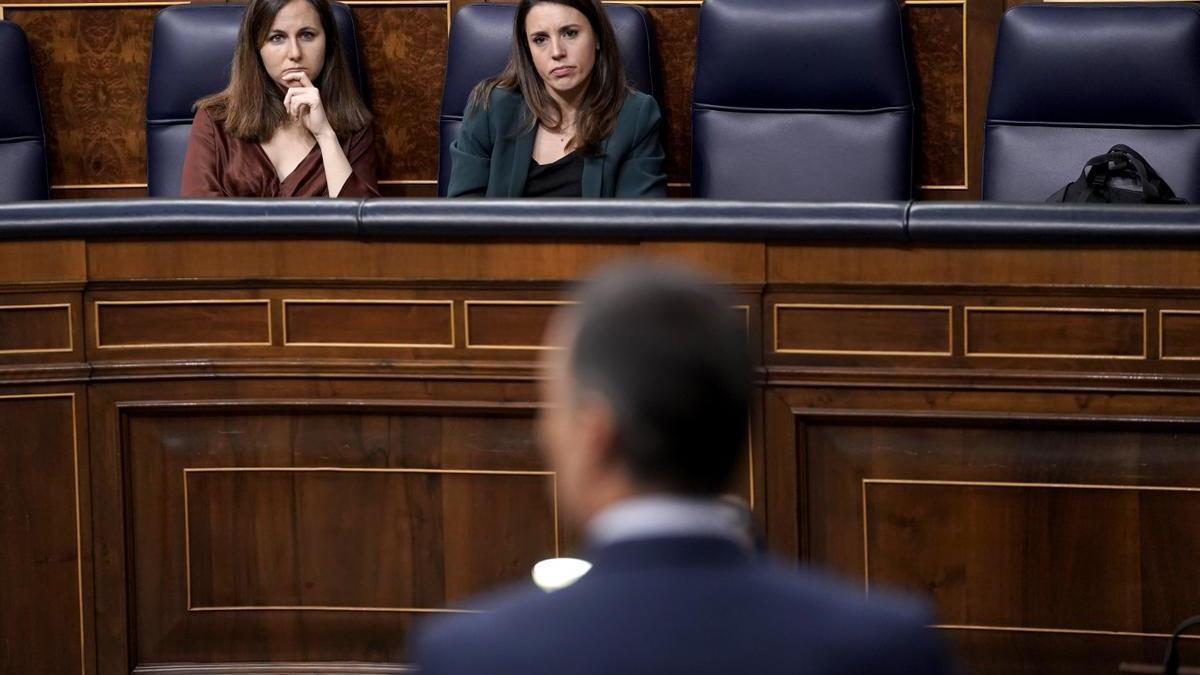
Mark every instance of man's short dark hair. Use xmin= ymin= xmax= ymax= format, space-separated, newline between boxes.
xmin=567 ymin=262 xmax=750 ymax=495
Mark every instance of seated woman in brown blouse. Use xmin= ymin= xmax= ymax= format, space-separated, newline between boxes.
xmin=181 ymin=0 xmax=378 ymax=197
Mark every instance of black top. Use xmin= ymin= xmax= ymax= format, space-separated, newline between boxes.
xmin=523 ymin=151 xmax=584 ymax=198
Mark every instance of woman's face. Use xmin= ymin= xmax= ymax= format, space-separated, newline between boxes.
xmin=524 ymin=2 xmax=597 ymax=103
xmin=258 ymin=0 xmax=326 ymax=89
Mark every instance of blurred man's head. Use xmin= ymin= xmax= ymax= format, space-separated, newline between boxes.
xmin=537 ymin=262 xmax=750 ymax=527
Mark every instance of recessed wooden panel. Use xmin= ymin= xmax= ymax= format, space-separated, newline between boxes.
xmin=353 ymin=4 xmax=448 ymax=182
xmin=1160 ymin=310 xmax=1200 ymax=360
xmin=95 ymin=300 xmax=271 ymax=348
xmin=774 ymin=304 xmax=951 ymax=355
xmin=965 ymin=307 xmax=1146 ymax=358
xmin=283 ymin=300 xmax=454 ymax=348
xmin=128 ymin=405 xmax=545 ymax=664
xmin=865 ymin=480 xmax=1200 ymax=634
xmin=0 ymin=304 xmax=72 ymax=353
xmin=185 ymin=468 xmax=555 ymax=610
xmin=464 ymin=301 xmax=573 ymax=350
xmin=906 ymin=4 xmax=966 ymax=189
xmin=0 ymin=394 xmax=83 ymax=675
xmin=9 ymin=6 xmax=156 ymax=188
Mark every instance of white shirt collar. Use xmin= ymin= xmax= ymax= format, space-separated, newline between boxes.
xmin=585 ymin=494 xmax=753 ymax=550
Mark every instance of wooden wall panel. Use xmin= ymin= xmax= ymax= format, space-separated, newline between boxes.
xmin=906 ymin=3 xmax=966 ymax=191
xmin=643 ymin=4 xmax=697 ymax=189
xmin=0 ymin=393 xmax=88 ymax=675
xmin=7 ymin=6 xmax=157 ymax=195
xmin=125 ymin=403 xmax=551 ymax=666
xmin=353 ymin=4 xmax=448 ymax=188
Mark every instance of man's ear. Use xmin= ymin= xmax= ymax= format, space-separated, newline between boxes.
xmin=574 ymin=393 xmax=619 ymax=473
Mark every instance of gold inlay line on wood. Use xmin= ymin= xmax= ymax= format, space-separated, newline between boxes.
xmin=1159 ymin=309 xmax=1200 ymax=361
xmin=963 ymin=306 xmax=1148 ymax=360
xmin=0 ymin=393 xmax=85 ymax=675
xmin=463 ymin=300 xmax=576 ymax=351
xmin=934 ymin=624 xmax=1200 ymax=640
xmin=94 ymin=299 xmax=272 ymax=349
xmin=281 ymin=299 xmax=455 ymax=348
xmin=183 ymin=466 xmax=558 ymax=613
xmin=0 ymin=303 xmax=73 ymax=354
xmin=773 ymin=303 xmax=953 ymax=356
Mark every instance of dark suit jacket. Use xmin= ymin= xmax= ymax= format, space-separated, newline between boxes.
xmin=447 ymin=87 xmax=667 ymax=198
xmin=413 ymin=536 xmax=954 ymax=675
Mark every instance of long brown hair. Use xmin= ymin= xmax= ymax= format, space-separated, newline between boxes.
xmin=468 ymin=0 xmax=628 ymax=157
xmin=196 ymin=0 xmax=371 ymax=142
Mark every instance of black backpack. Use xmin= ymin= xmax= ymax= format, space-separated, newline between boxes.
xmin=1046 ymin=144 xmax=1188 ymax=204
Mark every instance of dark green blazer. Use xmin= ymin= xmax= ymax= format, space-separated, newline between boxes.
xmin=447 ymin=87 xmax=667 ymax=198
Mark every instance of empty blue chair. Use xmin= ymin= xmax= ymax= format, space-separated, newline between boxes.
xmin=0 ymin=21 xmax=49 ymax=202
xmin=691 ymin=0 xmax=913 ymax=201
xmin=145 ymin=3 xmax=365 ymax=197
xmin=437 ymin=2 xmax=661 ymax=197
xmin=983 ymin=4 xmax=1200 ymax=202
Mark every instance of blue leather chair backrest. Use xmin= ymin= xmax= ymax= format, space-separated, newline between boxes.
xmin=437 ymin=2 xmax=661 ymax=197
xmin=145 ymin=2 xmax=365 ymax=197
xmin=0 ymin=21 xmax=49 ymax=202
xmin=983 ymin=4 xmax=1200 ymax=202
xmin=691 ymin=0 xmax=913 ymax=201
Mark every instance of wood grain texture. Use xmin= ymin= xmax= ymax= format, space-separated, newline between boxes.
xmin=906 ymin=5 xmax=965 ymax=189
xmin=646 ymin=6 xmax=697 ymax=187
xmin=8 ymin=7 xmax=156 ymax=187
xmin=126 ymin=402 xmax=550 ymax=664
xmin=353 ymin=5 xmax=448 ymax=182
xmin=0 ymin=393 xmax=86 ymax=675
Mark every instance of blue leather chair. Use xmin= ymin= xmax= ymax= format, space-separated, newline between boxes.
xmin=691 ymin=0 xmax=913 ymax=201
xmin=437 ymin=2 xmax=662 ymax=197
xmin=983 ymin=4 xmax=1200 ymax=202
xmin=0 ymin=21 xmax=49 ymax=202
xmin=145 ymin=3 xmax=365 ymax=197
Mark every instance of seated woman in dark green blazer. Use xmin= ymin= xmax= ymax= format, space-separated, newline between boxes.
xmin=448 ymin=0 xmax=667 ymax=198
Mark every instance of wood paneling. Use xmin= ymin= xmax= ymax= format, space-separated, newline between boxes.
xmin=125 ymin=402 xmax=550 ymax=665
xmin=464 ymin=300 xmax=570 ymax=349
xmin=1160 ymin=310 xmax=1200 ymax=360
xmin=0 ymin=393 xmax=87 ymax=675
xmin=644 ymin=5 xmax=698 ymax=187
xmin=774 ymin=304 xmax=952 ymax=356
xmin=0 ymin=302 xmax=73 ymax=353
xmin=965 ymin=307 xmax=1146 ymax=359
xmin=283 ymin=299 xmax=454 ymax=347
xmin=353 ymin=5 xmax=448 ymax=183
xmin=94 ymin=299 xmax=272 ymax=348
xmin=0 ymin=240 xmax=85 ymax=283
xmin=906 ymin=4 xmax=966 ymax=190
xmin=8 ymin=6 xmax=157 ymax=189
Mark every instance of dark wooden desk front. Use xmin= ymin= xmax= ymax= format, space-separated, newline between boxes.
xmin=3 ymin=236 xmax=1198 ymax=675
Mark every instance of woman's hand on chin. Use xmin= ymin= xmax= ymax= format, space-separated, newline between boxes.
xmin=283 ymin=71 xmax=335 ymax=141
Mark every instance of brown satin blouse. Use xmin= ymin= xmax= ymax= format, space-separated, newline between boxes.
xmin=180 ymin=107 xmax=380 ymax=198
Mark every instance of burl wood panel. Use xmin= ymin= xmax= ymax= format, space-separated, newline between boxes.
xmin=126 ymin=404 xmax=548 ymax=664
xmin=773 ymin=304 xmax=951 ymax=356
xmin=8 ymin=7 xmax=156 ymax=188
xmin=0 ymin=303 xmax=73 ymax=353
xmin=906 ymin=4 xmax=966 ymax=189
xmin=0 ymin=393 xmax=84 ymax=675
xmin=186 ymin=469 xmax=554 ymax=609
xmin=353 ymin=5 xmax=448 ymax=183
xmin=283 ymin=299 xmax=454 ymax=347
xmin=645 ymin=6 xmax=698 ymax=187
xmin=94 ymin=299 xmax=272 ymax=348
xmin=464 ymin=300 xmax=571 ymax=349
xmin=965 ymin=307 xmax=1146 ymax=358
xmin=1160 ymin=310 xmax=1200 ymax=360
